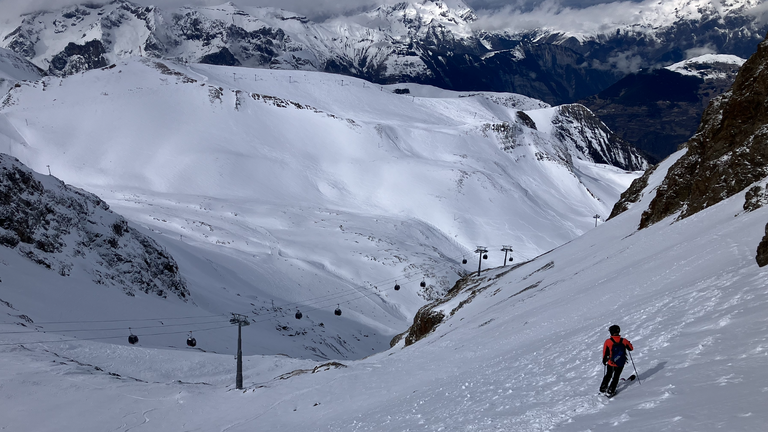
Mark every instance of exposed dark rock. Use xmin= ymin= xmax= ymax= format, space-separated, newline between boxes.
xmin=756 ymin=223 xmax=768 ymax=267
xmin=743 ymin=185 xmax=768 ymax=213
xmin=404 ymin=309 xmax=445 ymax=347
xmin=49 ymin=40 xmax=109 ymax=76
xmin=516 ymin=111 xmax=537 ymax=130
xmin=609 ymin=164 xmax=657 ymax=220
xmin=639 ymin=34 xmax=768 ymax=229
xmin=199 ymin=47 xmax=241 ymax=66
xmin=552 ymin=104 xmax=648 ymax=172
xmin=0 ymin=154 xmax=189 ymax=299
xmin=5 ymin=1 xmax=764 ymax=107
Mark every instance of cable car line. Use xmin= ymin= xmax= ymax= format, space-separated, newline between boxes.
xmin=27 ymin=313 xmax=224 ymax=326
xmin=0 ymin=324 xmax=233 ymax=347
xmin=0 ymin=245 xmax=515 ymax=343
xmin=0 ymin=318 xmax=227 ymax=335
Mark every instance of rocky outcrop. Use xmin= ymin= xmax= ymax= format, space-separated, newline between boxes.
xmin=552 ymin=104 xmax=648 ymax=172
xmin=756 ymin=223 xmax=768 ymax=267
xmin=49 ymin=40 xmax=109 ymax=76
xmin=608 ymin=164 xmax=658 ymax=220
xmin=638 ymin=34 xmax=768 ymax=229
xmin=0 ymin=154 xmax=189 ymax=299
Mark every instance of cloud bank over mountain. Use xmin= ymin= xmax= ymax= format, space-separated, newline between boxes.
xmin=0 ymin=0 xmax=712 ymax=27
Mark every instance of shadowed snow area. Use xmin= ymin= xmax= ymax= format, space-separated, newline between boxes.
xmin=0 ymin=145 xmax=765 ymax=430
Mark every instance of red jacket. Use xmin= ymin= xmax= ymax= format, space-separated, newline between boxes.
xmin=603 ymin=335 xmax=634 ymax=367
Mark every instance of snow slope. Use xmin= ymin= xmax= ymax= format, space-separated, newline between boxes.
xmin=0 ymin=58 xmax=641 ymax=360
xmin=0 ymin=47 xmax=43 ymax=94
xmin=1 ymin=143 xmax=766 ymax=430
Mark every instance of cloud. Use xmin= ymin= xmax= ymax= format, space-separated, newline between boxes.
xmin=0 ymin=0 xmax=652 ymax=23
xmin=0 ymin=0 xmax=758 ymax=29
xmin=470 ymin=0 xmax=668 ymax=34
xmin=685 ymin=45 xmax=718 ymax=60
xmin=0 ymin=0 xmax=390 ymax=22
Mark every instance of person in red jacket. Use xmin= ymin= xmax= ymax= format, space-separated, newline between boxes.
xmin=599 ymin=324 xmax=634 ymax=396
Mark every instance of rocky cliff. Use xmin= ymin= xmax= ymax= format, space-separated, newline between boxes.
xmin=610 ymin=33 xmax=768 ymax=233
xmin=0 ymin=154 xmax=189 ymax=298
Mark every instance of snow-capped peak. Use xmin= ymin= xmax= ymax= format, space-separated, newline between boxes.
xmin=665 ymin=54 xmax=746 ymax=79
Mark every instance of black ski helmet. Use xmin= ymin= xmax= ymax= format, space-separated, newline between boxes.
xmin=609 ymin=325 xmax=620 ymax=336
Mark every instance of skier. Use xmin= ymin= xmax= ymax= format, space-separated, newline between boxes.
xmin=599 ymin=324 xmax=634 ymax=397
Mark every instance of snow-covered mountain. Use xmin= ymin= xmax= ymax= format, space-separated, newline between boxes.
xmin=0 ymin=57 xmax=644 ymax=360
xmin=3 ymin=33 xmax=768 ymax=430
xmin=2 ymin=0 xmax=765 ymax=105
xmin=665 ymin=54 xmax=746 ymax=80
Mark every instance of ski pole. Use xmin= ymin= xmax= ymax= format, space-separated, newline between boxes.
xmin=628 ymin=350 xmax=641 ymax=384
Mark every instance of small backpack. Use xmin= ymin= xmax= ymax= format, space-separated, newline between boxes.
xmin=610 ymin=338 xmax=627 ymax=367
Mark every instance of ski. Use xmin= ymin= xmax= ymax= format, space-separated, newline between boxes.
xmin=599 ymin=374 xmax=636 ymax=398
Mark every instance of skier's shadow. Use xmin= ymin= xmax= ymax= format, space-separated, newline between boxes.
xmin=634 ymin=361 xmax=666 ymax=383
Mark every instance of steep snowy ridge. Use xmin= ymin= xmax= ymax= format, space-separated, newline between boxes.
xmin=0 ymin=47 xmax=43 ymax=94
xmin=665 ymin=54 xmax=747 ymax=80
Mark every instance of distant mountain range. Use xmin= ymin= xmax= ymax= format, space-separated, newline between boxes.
xmin=581 ymin=54 xmax=745 ymax=162
xmin=1 ymin=0 xmax=765 ymax=106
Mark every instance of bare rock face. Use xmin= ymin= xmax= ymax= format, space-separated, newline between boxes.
xmin=608 ymin=164 xmax=658 ymax=220
xmin=0 ymin=154 xmax=189 ymax=299
xmin=638 ymin=34 xmax=768 ymax=229
xmin=756 ymin=223 xmax=768 ymax=267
